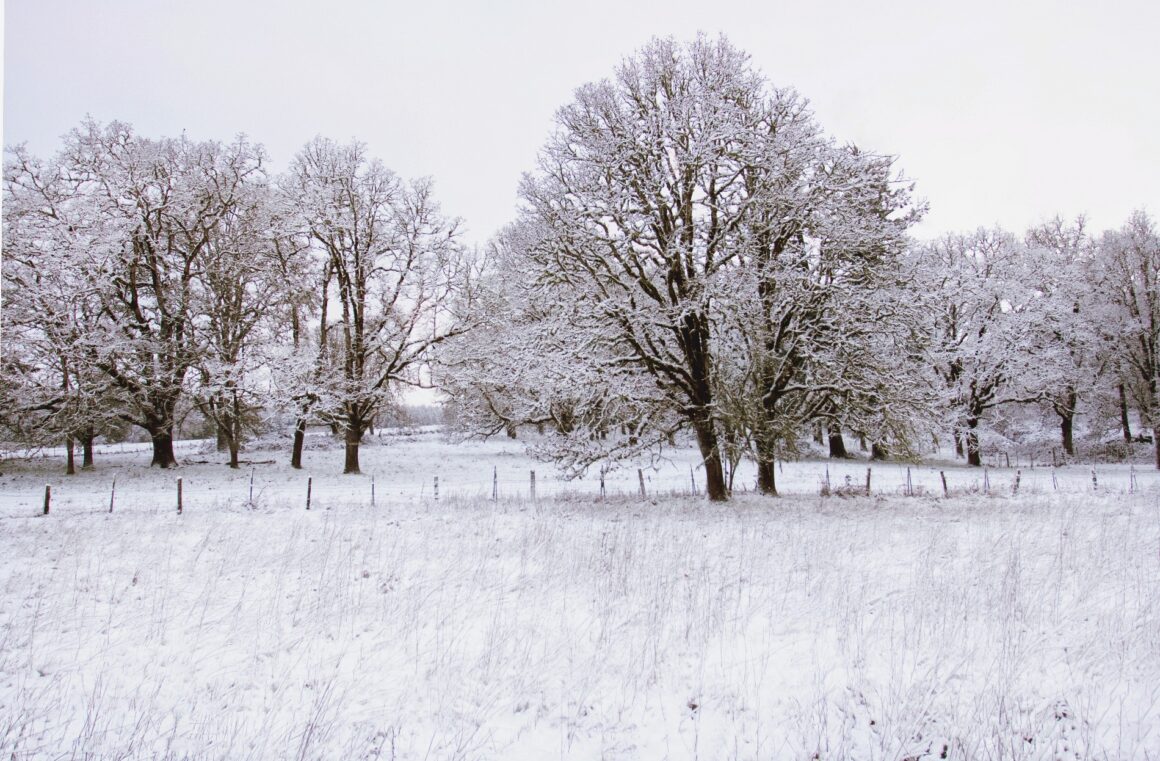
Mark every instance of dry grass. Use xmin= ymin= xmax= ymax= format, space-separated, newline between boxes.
xmin=1 ymin=488 xmax=1158 ymax=759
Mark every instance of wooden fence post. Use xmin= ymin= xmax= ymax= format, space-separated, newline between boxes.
xmin=434 ymin=475 xmax=439 ymax=501
xmin=43 ymin=485 xmax=50 ymax=515
xmin=492 ymin=466 xmax=498 ymax=501
xmin=109 ymin=477 xmax=116 ymax=513
xmin=940 ymin=470 xmax=948 ymax=498
xmin=638 ymin=469 xmax=646 ymax=499
xmin=530 ymin=470 xmax=536 ymax=501
xmin=371 ymin=474 xmax=376 ymax=506
xmin=177 ymin=477 xmax=183 ymax=514
xmin=306 ymin=477 xmax=312 ymax=510
xmin=1012 ymin=469 xmax=1022 ymax=495
xmin=249 ymin=468 xmax=255 ymax=504
xmin=865 ymin=468 xmax=871 ymax=495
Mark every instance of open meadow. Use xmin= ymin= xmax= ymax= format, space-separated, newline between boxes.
xmin=1 ymin=432 xmax=1159 ymax=759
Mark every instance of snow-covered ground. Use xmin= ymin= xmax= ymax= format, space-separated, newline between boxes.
xmin=2 ymin=432 xmax=1159 ymax=759
xmin=1 ymin=430 xmax=1154 ymax=516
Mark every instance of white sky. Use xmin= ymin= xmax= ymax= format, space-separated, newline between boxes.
xmin=4 ymin=0 xmax=1158 ymax=246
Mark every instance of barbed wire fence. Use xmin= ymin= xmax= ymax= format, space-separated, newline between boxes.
xmin=13 ymin=456 xmax=1159 ymax=519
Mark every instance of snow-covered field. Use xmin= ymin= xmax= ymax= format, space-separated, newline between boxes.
xmin=2 ymin=432 xmax=1159 ymax=759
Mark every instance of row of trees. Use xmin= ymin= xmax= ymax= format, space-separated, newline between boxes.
xmin=436 ymin=37 xmax=1160 ymax=499
xmin=2 ymin=124 xmax=474 ymax=473
xmin=4 ymin=36 xmax=1159 ymax=500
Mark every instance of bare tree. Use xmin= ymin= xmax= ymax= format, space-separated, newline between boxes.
xmin=189 ymin=178 xmax=297 ymax=468
xmin=285 ymin=137 xmax=468 ymax=474
xmin=1024 ymin=216 xmax=1098 ymax=457
xmin=4 ymin=142 xmax=126 ymax=470
xmin=917 ymin=229 xmax=1044 ymax=466
xmin=513 ymin=37 xmax=794 ymax=500
xmin=508 ymin=37 xmax=921 ymax=498
xmin=1093 ymin=211 xmax=1160 ymax=467
xmin=55 ymin=121 xmax=268 ymax=467
xmin=724 ymin=140 xmax=922 ymax=492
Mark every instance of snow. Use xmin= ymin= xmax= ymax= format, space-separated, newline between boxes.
xmin=2 ymin=431 xmax=1159 ymax=758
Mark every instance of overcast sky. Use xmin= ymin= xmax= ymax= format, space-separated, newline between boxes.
xmin=4 ymin=0 xmax=1158 ymax=246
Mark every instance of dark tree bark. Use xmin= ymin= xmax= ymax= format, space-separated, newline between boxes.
xmin=871 ymin=441 xmax=890 ymax=461
xmin=65 ymin=436 xmax=76 ymax=475
xmin=1054 ymin=387 xmax=1078 ymax=457
xmin=953 ymin=429 xmax=965 ymax=459
xmin=683 ymin=311 xmax=727 ymax=502
xmin=291 ymin=417 xmax=307 ymax=469
xmin=226 ymin=392 xmax=241 ymax=469
xmin=965 ymin=417 xmax=982 ymax=467
xmin=828 ymin=425 xmax=848 ymax=459
xmin=81 ymin=429 xmax=95 ymax=469
xmin=756 ymin=454 xmax=777 ymax=496
xmin=149 ymin=427 xmax=178 ymax=469
xmin=343 ymin=417 xmax=364 ymax=474
xmin=1119 ymin=383 xmax=1133 ymax=442
xmin=693 ymin=418 xmax=728 ymax=502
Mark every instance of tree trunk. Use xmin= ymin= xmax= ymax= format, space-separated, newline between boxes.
xmin=227 ymin=391 xmax=241 ymax=468
xmin=65 ymin=436 xmax=76 ymax=475
xmin=828 ymin=425 xmax=848 ymax=459
xmin=291 ymin=417 xmax=307 ymax=469
xmin=343 ymin=421 xmax=362 ymax=474
xmin=216 ymin=421 xmax=229 ymax=452
xmin=756 ymin=457 xmax=777 ymax=496
xmin=813 ymin=422 xmax=824 ymax=445
xmin=965 ymin=418 xmax=982 ymax=467
xmin=753 ymin=427 xmax=778 ymax=495
xmin=506 ymin=422 xmax=518 ymax=439
xmin=953 ymin=429 xmax=964 ymax=459
xmin=1154 ymin=423 xmax=1160 ymax=470
xmin=1054 ymin=387 xmax=1077 ymax=457
xmin=1060 ymin=414 xmax=1075 ymax=457
xmin=150 ymin=428 xmax=178 ymax=468
xmin=1119 ymin=383 xmax=1133 ymax=442
xmin=693 ymin=419 xmax=727 ymax=502
xmin=81 ymin=430 xmax=95 ymax=469
xmin=871 ymin=441 xmax=890 ymax=461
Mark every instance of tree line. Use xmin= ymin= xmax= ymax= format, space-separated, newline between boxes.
xmin=4 ymin=36 xmax=1158 ymax=500
xmin=3 ymin=128 xmax=473 ymax=474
